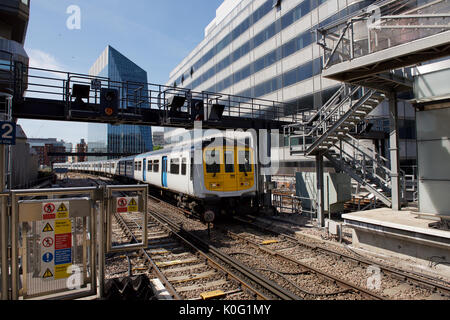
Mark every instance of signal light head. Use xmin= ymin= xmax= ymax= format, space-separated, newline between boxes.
xmin=104 ymin=107 xmax=114 ymax=116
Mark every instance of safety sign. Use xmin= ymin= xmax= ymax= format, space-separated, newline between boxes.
xmin=127 ymin=198 xmax=138 ymax=212
xmin=39 ymin=201 xmax=73 ymax=281
xmin=116 ymin=197 xmax=139 ymax=213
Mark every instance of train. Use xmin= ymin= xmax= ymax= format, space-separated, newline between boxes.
xmin=54 ymin=132 xmax=259 ymax=221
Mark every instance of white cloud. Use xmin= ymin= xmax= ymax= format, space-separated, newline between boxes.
xmin=27 ymin=48 xmax=65 ymax=71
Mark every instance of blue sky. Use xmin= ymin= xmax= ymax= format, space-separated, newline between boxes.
xmin=18 ymin=0 xmax=222 ymax=146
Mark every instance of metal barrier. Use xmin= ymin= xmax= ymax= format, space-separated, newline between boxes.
xmin=10 ymin=187 xmax=100 ymax=300
xmin=105 ymin=185 xmax=148 ymax=253
xmin=272 ymin=193 xmax=317 ymax=218
xmin=0 ymin=184 xmax=148 ymax=300
xmin=1 ymin=193 xmax=7 ymax=300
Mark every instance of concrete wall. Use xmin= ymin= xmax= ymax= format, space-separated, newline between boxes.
xmin=296 ymin=172 xmax=351 ymax=213
xmin=417 ymin=107 xmax=450 ymax=216
xmin=11 ymin=137 xmax=39 ymax=188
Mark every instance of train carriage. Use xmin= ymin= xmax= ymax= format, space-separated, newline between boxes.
xmin=55 ymin=132 xmax=258 ymax=221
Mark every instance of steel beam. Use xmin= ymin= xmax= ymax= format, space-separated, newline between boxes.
xmin=10 ymin=98 xmax=290 ymax=131
xmin=316 ymin=153 xmax=325 ymax=227
xmin=389 ymin=92 xmax=401 ymax=210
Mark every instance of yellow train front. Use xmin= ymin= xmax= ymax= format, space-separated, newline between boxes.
xmin=194 ymin=138 xmax=258 ymax=221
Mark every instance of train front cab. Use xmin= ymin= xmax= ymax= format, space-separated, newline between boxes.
xmin=202 ymin=144 xmax=257 ymax=218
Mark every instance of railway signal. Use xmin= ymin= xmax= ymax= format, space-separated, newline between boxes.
xmin=100 ymin=88 xmax=119 ymax=117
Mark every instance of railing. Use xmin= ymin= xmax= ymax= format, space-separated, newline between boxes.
xmin=0 ymin=62 xmax=302 ymax=124
xmin=286 ymin=84 xmax=379 ymax=154
xmin=272 ymin=192 xmax=317 ymax=219
xmin=317 ymin=0 xmax=450 ymax=69
xmin=340 ymin=134 xmax=391 ymax=187
xmin=331 ymin=134 xmax=407 ymax=203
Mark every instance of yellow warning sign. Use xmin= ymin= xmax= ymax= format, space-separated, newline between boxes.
xmin=56 ymin=202 xmax=69 ymax=219
xmin=43 ymin=268 xmax=53 ymax=279
xmin=127 ymin=197 xmax=138 ymax=212
xmin=42 ymin=223 xmax=54 ymax=233
xmin=55 ymin=264 xmax=71 ymax=280
xmin=55 ymin=219 xmax=71 ymax=234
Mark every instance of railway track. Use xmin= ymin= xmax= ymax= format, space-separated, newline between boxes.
xmin=146 ymin=194 xmax=450 ymax=300
xmin=110 ymin=203 xmax=300 ymax=300
xmin=235 ymin=215 xmax=450 ymax=299
xmin=64 ymin=174 xmax=450 ymax=300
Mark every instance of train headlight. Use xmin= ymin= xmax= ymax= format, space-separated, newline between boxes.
xmin=210 ymin=183 xmax=221 ymax=188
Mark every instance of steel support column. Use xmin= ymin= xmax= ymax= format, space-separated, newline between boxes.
xmin=316 ymin=153 xmax=325 ymax=227
xmin=389 ymin=92 xmax=401 ymax=210
xmin=264 ymin=130 xmax=272 ymax=208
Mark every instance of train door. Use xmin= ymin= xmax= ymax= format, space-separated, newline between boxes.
xmin=143 ymin=158 xmax=147 ymax=181
xmin=162 ymin=156 xmax=168 ymax=188
xmin=223 ymin=147 xmax=238 ymax=192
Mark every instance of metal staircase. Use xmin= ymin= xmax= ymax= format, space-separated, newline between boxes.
xmin=284 ymin=83 xmax=403 ymax=208
xmin=324 ymin=134 xmax=402 ymax=207
xmin=286 ymin=84 xmax=385 ymax=156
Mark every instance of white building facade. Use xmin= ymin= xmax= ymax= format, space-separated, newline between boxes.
xmin=167 ymin=0 xmax=418 ymax=172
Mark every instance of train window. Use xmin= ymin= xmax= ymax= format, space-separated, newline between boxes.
xmin=171 ymin=158 xmax=180 ymax=175
xmin=205 ymin=149 xmax=221 ymax=173
xmin=138 ymin=161 xmax=142 ymax=171
xmin=148 ymin=160 xmax=153 ymax=172
xmin=190 ymin=158 xmax=194 ymax=181
xmin=238 ymin=150 xmax=252 ymax=173
xmin=224 ymin=150 xmax=235 ymax=173
xmin=134 ymin=162 xmax=138 ymax=170
xmin=153 ymin=160 xmax=159 ymax=172
xmin=181 ymin=158 xmax=187 ymax=175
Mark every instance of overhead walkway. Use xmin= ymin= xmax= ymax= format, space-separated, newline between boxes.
xmin=0 ymin=57 xmax=299 ymax=131
xmin=317 ymin=0 xmax=450 ymax=91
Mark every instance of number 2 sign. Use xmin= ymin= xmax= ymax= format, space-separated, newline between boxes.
xmin=0 ymin=121 xmax=16 ymax=145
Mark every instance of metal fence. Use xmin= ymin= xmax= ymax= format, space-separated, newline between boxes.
xmin=1 ymin=184 xmax=148 ymax=300
xmin=272 ymin=192 xmax=318 ymax=218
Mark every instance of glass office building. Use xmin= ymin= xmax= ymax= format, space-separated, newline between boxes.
xmin=88 ymin=46 xmax=153 ymax=160
xmin=167 ymin=0 xmax=418 ymax=171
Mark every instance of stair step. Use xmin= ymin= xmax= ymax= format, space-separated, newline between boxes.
xmin=359 ymin=106 xmax=374 ymax=112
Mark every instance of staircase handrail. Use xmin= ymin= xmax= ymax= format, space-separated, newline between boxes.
xmin=304 ymin=85 xmax=361 ymax=138
xmin=334 ymin=140 xmax=392 ymax=187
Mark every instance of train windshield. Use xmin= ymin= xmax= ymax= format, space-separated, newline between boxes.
xmin=238 ymin=150 xmax=252 ymax=173
xmin=205 ymin=149 xmax=221 ymax=173
xmin=224 ymin=150 xmax=235 ymax=173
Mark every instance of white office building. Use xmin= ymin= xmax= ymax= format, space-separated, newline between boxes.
xmin=167 ymin=0 xmax=419 ymax=173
